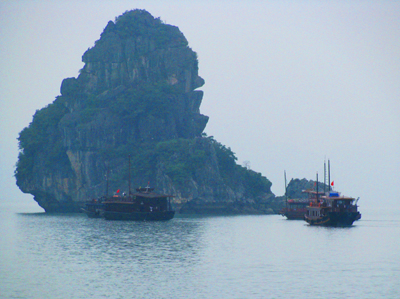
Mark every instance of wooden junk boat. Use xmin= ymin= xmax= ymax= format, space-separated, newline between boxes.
xmin=81 ymin=198 xmax=105 ymax=218
xmin=103 ymin=185 xmax=175 ymax=221
xmin=304 ymin=191 xmax=361 ymax=226
xmin=281 ymin=190 xmax=324 ymax=220
xmin=280 ymin=171 xmax=324 ymax=220
xmin=280 ymin=198 xmax=309 ymax=220
xmin=82 ymin=155 xmax=175 ymax=221
xmin=304 ymin=163 xmax=361 ymax=226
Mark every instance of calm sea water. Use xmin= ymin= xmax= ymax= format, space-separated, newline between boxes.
xmin=1 ymin=204 xmax=399 ymax=299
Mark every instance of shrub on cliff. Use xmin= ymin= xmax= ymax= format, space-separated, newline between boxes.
xmin=15 ymin=98 xmax=69 ymax=183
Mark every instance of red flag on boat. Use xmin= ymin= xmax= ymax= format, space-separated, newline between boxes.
xmin=116 ymin=189 xmax=120 ymax=193
xmin=331 ymin=181 xmax=334 ymax=186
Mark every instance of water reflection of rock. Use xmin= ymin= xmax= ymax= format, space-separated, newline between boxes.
xmin=82 ymin=216 xmax=207 ymax=268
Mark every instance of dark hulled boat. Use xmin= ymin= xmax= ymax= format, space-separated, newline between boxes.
xmin=280 ymin=199 xmax=309 ymax=220
xmin=304 ymin=191 xmax=361 ymax=226
xmin=280 ymin=190 xmax=324 ymax=220
xmin=304 ymin=160 xmax=361 ymax=226
xmin=304 ymin=164 xmax=361 ymax=226
xmin=81 ymin=198 xmax=105 ymax=218
xmin=103 ymin=186 xmax=175 ymax=221
xmin=83 ymin=156 xmax=174 ymax=221
xmin=280 ymin=171 xmax=324 ymax=220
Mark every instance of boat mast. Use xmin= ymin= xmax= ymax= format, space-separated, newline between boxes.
xmin=324 ymin=160 xmax=326 ymax=194
xmin=316 ymin=172 xmax=319 ymax=202
xmin=128 ymin=154 xmax=131 ymax=196
xmin=105 ymin=165 xmax=109 ymax=198
xmin=284 ymin=170 xmax=288 ymax=210
xmin=328 ymin=159 xmax=331 ymax=191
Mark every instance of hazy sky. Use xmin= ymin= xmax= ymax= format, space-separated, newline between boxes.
xmin=1 ymin=1 xmax=399 ymax=211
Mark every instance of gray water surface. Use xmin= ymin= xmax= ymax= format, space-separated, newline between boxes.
xmin=1 ymin=208 xmax=399 ymax=298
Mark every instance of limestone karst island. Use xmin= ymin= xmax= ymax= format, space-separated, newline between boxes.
xmin=16 ymin=9 xmax=290 ymax=214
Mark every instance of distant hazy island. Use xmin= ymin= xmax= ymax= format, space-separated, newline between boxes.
xmin=15 ymin=9 xmax=316 ymax=214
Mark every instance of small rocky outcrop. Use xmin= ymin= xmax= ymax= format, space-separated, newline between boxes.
xmin=283 ymin=178 xmax=330 ymax=199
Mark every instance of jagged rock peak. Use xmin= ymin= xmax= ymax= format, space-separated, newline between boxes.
xmin=63 ymin=9 xmax=205 ymax=96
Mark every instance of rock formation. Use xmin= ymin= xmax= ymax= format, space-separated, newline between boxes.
xmin=16 ymin=10 xmax=280 ymax=214
xmin=285 ymin=178 xmax=330 ymax=199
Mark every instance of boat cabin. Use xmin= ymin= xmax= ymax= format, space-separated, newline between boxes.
xmin=320 ymin=192 xmax=358 ymax=213
xmin=105 ymin=192 xmax=172 ymax=213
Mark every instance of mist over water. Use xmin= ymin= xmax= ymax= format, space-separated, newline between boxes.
xmin=1 ymin=204 xmax=399 ymax=299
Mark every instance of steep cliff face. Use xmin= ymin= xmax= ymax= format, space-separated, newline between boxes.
xmin=16 ymin=10 xmax=276 ymax=213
